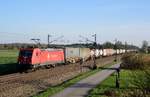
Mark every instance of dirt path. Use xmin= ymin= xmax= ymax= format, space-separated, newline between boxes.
xmin=51 ymin=63 xmax=120 ymax=97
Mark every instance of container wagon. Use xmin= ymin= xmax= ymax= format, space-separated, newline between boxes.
xmin=17 ymin=47 xmax=91 ymax=70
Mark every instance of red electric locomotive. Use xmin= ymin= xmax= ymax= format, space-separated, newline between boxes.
xmin=17 ymin=48 xmax=65 ymax=70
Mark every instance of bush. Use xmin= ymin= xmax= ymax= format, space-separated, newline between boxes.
xmin=131 ymin=70 xmax=150 ymax=93
xmin=120 ymin=89 xmax=149 ymax=97
xmin=104 ymin=90 xmax=119 ymax=97
xmin=121 ymin=53 xmax=150 ymax=70
xmin=121 ymin=53 xmax=150 ymax=96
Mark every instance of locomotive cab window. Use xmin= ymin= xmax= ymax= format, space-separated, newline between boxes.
xmin=19 ymin=50 xmax=33 ymax=57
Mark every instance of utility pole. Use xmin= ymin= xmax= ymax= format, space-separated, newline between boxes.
xmin=47 ymin=35 xmax=64 ymax=48
xmin=79 ymin=34 xmax=98 ymax=69
xmin=125 ymin=41 xmax=127 ymax=53
xmin=114 ymin=38 xmax=117 ymax=62
xmin=94 ymin=34 xmax=97 ymax=43
xmin=92 ymin=34 xmax=97 ymax=69
xmin=47 ymin=34 xmax=51 ymax=47
xmin=92 ymin=34 xmax=97 ymax=47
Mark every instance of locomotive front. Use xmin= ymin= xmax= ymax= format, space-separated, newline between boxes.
xmin=17 ymin=48 xmax=33 ymax=70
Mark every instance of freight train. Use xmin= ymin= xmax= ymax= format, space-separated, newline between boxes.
xmin=17 ymin=47 xmax=136 ymax=70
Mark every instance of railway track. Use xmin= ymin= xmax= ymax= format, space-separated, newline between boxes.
xmin=0 ymin=55 xmax=122 ymax=97
xmin=0 ymin=55 xmax=121 ymax=83
xmin=0 ymin=73 xmax=21 ymax=82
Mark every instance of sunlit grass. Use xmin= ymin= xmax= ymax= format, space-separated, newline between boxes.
xmin=0 ymin=50 xmax=18 ymax=75
xmin=87 ymin=70 xmax=134 ymax=97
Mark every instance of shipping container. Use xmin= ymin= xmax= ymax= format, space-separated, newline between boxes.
xmin=99 ymin=49 xmax=103 ymax=56
xmin=65 ymin=47 xmax=80 ymax=58
xmin=79 ymin=48 xmax=91 ymax=60
xmin=65 ymin=47 xmax=91 ymax=63
xmin=103 ymin=49 xmax=106 ymax=56
xmin=95 ymin=49 xmax=100 ymax=57
xmin=90 ymin=49 xmax=95 ymax=56
xmin=116 ymin=49 xmax=120 ymax=54
xmin=103 ymin=49 xmax=114 ymax=56
xmin=119 ymin=49 xmax=123 ymax=54
xmin=122 ymin=49 xmax=126 ymax=53
xmin=112 ymin=49 xmax=116 ymax=55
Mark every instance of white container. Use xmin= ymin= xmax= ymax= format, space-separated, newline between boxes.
xmin=100 ymin=49 xmax=103 ymax=56
xmin=95 ymin=49 xmax=100 ymax=57
xmin=103 ymin=49 xmax=107 ymax=56
xmin=117 ymin=49 xmax=120 ymax=54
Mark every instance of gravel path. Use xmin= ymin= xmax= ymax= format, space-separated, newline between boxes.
xmin=51 ymin=63 xmax=120 ymax=97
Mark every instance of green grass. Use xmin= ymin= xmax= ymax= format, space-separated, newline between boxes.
xmin=34 ymin=62 xmax=118 ymax=97
xmin=0 ymin=50 xmax=19 ymax=75
xmin=87 ymin=70 xmax=139 ymax=97
xmin=0 ymin=50 xmax=18 ymax=64
xmin=0 ymin=50 xmax=18 ymax=57
xmin=0 ymin=57 xmax=17 ymax=64
xmin=111 ymin=53 xmax=150 ymax=97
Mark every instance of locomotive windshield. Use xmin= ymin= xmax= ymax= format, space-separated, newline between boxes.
xmin=19 ymin=50 xmax=33 ymax=57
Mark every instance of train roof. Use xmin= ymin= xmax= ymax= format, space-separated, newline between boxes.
xmin=41 ymin=48 xmax=63 ymax=51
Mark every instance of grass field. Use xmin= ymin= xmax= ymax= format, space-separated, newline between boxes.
xmin=0 ymin=50 xmax=18 ymax=57
xmin=0 ymin=50 xmax=19 ymax=75
xmin=87 ymin=70 xmax=135 ymax=97
xmin=88 ymin=62 xmax=150 ymax=97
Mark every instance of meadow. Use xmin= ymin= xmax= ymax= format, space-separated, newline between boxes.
xmin=0 ymin=50 xmax=19 ymax=75
xmin=88 ymin=53 xmax=150 ymax=97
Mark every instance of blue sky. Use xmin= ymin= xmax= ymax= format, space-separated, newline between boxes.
xmin=0 ymin=0 xmax=150 ymax=47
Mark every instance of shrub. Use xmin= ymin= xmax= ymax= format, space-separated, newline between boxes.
xmin=120 ymin=89 xmax=149 ymax=97
xmin=121 ymin=53 xmax=150 ymax=96
xmin=131 ymin=70 xmax=150 ymax=94
xmin=121 ymin=53 xmax=150 ymax=70
xmin=104 ymin=90 xmax=118 ymax=97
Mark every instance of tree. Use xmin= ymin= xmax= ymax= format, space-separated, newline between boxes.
xmin=141 ymin=40 xmax=148 ymax=53
xmin=115 ymin=41 xmax=124 ymax=49
xmin=103 ymin=41 xmax=114 ymax=49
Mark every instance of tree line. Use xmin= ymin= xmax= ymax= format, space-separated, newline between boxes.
xmin=0 ymin=41 xmax=139 ymax=50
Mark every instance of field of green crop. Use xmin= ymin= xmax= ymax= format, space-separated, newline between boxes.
xmin=0 ymin=50 xmax=19 ymax=75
